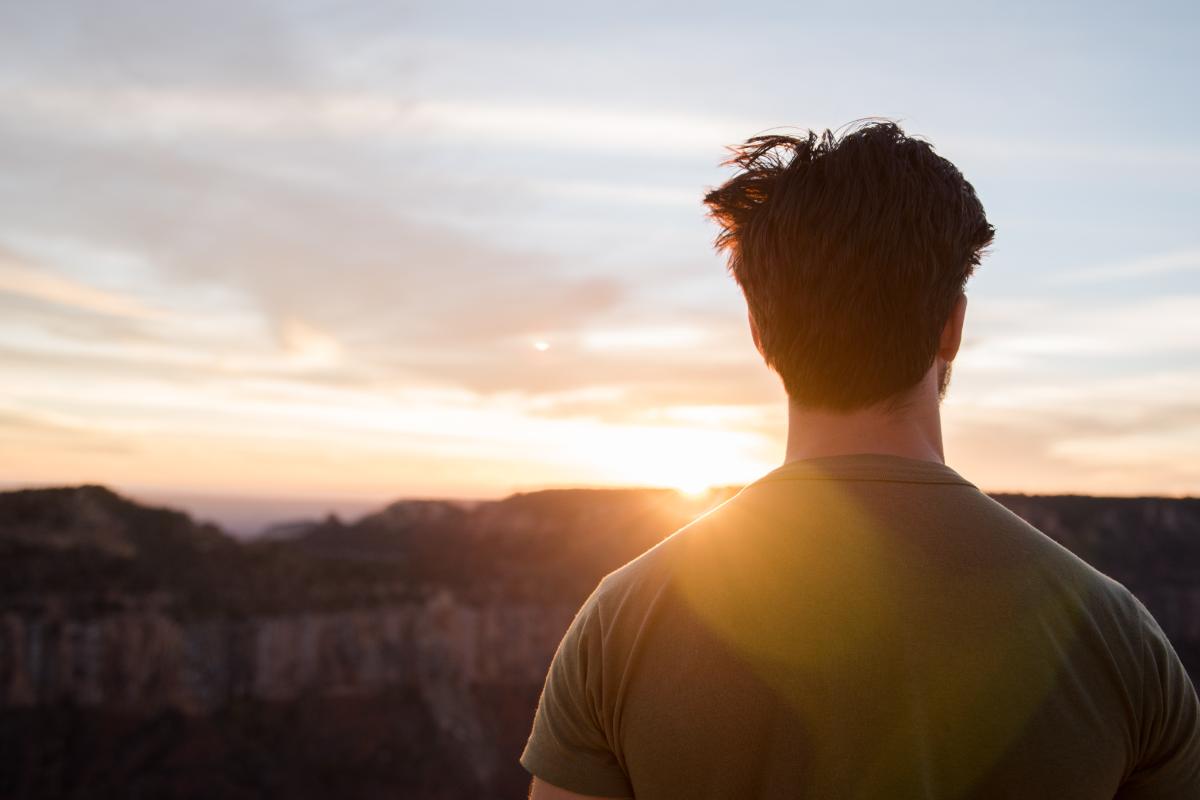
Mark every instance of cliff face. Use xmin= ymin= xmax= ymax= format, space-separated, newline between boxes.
xmin=0 ymin=485 xmax=726 ymax=798
xmin=0 ymin=486 xmax=1198 ymax=799
xmin=0 ymin=596 xmax=571 ymax=794
xmin=0 ymin=596 xmax=574 ymax=709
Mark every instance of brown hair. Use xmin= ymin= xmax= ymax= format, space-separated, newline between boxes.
xmin=704 ymin=120 xmax=994 ymax=411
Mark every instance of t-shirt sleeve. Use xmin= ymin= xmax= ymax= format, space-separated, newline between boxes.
xmin=520 ymin=585 xmax=633 ymax=798
xmin=1118 ymin=597 xmax=1200 ymax=799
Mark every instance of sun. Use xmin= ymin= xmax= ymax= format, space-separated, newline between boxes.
xmin=675 ymin=478 xmax=713 ymax=498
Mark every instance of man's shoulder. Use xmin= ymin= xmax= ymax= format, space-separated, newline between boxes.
xmin=973 ymin=491 xmax=1142 ymax=597
xmin=595 ymin=480 xmax=1141 ymax=615
xmin=589 ymin=490 xmax=748 ymax=610
xmin=964 ymin=490 xmax=1157 ymax=662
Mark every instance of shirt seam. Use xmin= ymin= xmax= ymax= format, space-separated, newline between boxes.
xmin=1135 ymin=600 xmax=1149 ymax=771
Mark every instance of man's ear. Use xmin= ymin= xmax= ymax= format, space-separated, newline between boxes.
xmin=938 ymin=292 xmax=968 ymax=363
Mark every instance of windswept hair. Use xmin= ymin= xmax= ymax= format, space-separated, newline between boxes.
xmin=704 ymin=120 xmax=994 ymax=410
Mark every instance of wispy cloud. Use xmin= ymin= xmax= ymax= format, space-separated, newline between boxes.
xmin=0 ymin=83 xmax=760 ymax=162
xmin=962 ymin=293 xmax=1200 ymax=371
xmin=945 ymin=136 xmax=1200 ymax=174
xmin=0 ymin=249 xmax=161 ymax=319
xmin=1047 ymin=247 xmax=1200 ymax=285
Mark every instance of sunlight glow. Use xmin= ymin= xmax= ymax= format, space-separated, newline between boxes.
xmin=675 ymin=480 xmax=713 ymax=498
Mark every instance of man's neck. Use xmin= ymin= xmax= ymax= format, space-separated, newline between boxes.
xmin=783 ymin=369 xmax=946 ymax=466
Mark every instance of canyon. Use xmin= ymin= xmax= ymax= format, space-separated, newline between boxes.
xmin=1 ymin=485 xmax=1197 ymax=798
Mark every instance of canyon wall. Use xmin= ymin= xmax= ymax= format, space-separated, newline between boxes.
xmin=0 ymin=595 xmax=574 ymax=710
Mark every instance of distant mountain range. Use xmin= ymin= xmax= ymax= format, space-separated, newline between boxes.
xmin=1 ymin=485 xmax=1197 ymax=799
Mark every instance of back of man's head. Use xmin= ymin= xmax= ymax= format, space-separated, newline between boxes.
xmin=704 ymin=120 xmax=995 ymax=412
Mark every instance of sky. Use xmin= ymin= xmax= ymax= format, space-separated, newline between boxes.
xmin=1 ymin=0 xmax=1198 ymax=529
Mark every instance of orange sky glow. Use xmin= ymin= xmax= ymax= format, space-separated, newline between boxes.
xmin=2 ymin=3 xmax=1198 ymax=532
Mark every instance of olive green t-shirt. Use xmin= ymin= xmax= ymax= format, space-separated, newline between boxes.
xmin=520 ymin=454 xmax=1200 ymax=799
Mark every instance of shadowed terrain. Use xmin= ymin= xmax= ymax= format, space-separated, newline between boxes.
xmin=0 ymin=485 xmax=1197 ymax=799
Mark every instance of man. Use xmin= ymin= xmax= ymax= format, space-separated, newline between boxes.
xmin=520 ymin=120 xmax=1200 ymax=798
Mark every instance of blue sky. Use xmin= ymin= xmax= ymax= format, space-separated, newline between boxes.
xmin=1 ymin=0 xmax=1197 ymax=526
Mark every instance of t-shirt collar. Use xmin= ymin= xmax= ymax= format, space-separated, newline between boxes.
xmin=749 ymin=452 xmax=978 ymax=489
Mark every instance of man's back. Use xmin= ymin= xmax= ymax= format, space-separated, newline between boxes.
xmin=521 ymin=454 xmax=1200 ymax=798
